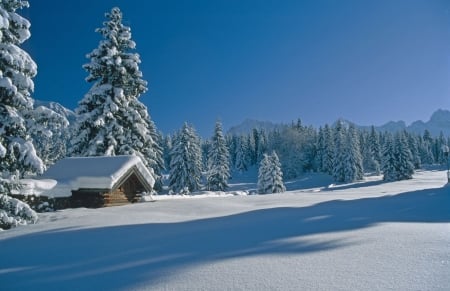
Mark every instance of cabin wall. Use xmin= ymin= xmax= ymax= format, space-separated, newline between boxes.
xmin=71 ymin=191 xmax=105 ymax=208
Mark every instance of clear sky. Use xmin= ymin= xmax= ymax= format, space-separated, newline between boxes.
xmin=22 ymin=0 xmax=450 ymax=136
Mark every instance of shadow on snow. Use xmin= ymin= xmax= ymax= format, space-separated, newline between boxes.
xmin=1 ymin=186 xmax=449 ymax=290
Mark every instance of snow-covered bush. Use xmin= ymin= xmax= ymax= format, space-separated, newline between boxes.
xmin=0 ymin=194 xmax=38 ymax=230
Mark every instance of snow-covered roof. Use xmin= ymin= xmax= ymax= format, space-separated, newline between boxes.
xmin=38 ymin=155 xmax=155 ymax=197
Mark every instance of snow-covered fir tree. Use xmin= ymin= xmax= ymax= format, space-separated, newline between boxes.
xmin=417 ymin=135 xmax=434 ymax=165
xmin=332 ymin=120 xmax=347 ymax=182
xmin=69 ymin=7 xmax=163 ymax=188
xmin=393 ymin=131 xmax=414 ymax=180
xmin=436 ymin=132 xmax=448 ymax=165
xmin=258 ymin=151 xmax=286 ymax=194
xmin=407 ymin=132 xmax=421 ymax=169
xmin=27 ymin=105 xmax=70 ymax=167
xmin=1 ymin=191 xmax=38 ymax=229
xmin=322 ymin=124 xmax=334 ymax=175
xmin=382 ymin=133 xmax=397 ymax=181
xmin=227 ymin=134 xmax=238 ymax=168
xmin=234 ymin=136 xmax=248 ymax=172
xmin=206 ymin=121 xmax=230 ymax=191
xmin=316 ymin=126 xmax=326 ymax=172
xmin=362 ymin=126 xmax=381 ymax=174
xmin=148 ymin=120 xmax=165 ymax=192
xmin=382 ymin=132 xmax=414 ymax=181
xmin=169 ymin=123 xmax=203 ymax=194
xmin=342 ymin=124 xmax=364 ymax=182
xmin=0 ymin=0 xmax=45 ymax=179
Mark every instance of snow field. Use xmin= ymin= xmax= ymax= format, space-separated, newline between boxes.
xmin=0 ymin=170 xmax=449 ymax=290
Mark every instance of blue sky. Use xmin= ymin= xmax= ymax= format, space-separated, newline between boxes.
xmin=22 ymin=0 xmax=450 ymax=136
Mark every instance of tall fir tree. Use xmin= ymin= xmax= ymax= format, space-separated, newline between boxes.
xmin=169 ymin=123 xmax=203 ymax=194
xmin=206 ymin=121 xmax=230 ymax=191
xmin=322 ymin=124 xmax=334 ymax=175
xmin=234 ymin=136 xmax=248 ymax=172
xmin=332 ymin=120 xmax=347 ymax=182
xmin=69 ymin=7 xmax=163 ymax=188
xmin=316 ymin=126 xmax=325 ymax=172
xmin=382 ymin=132 xmax=414 ymax=181
xmin=393 ymin=131 xmax=414 ymax=180
xmin=342 ymin=125 xmax=364 ymax=182
xmin=258 ymin=151 xmax=286 ymax=194
xmin=436 ymin=132 xmax=448 ymax=165
xmin=382 ymin=133 xmax=397 ymax=181
xmin=0 ymin=0 xmax=45 ymax=180
xmin=417 ymin=135 xmax=434 ymax=165
xmin=365 ymin=126 xmax=381 ymax=174
xmin=406 ymin=132 xmax=421 ymax=169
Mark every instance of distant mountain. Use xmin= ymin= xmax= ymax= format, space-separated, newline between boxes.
xmin=407 ymin=109 xmax=450 ymax=136
xmin=34 ymin=100 xmax=76 ymax=123
xmin=228 ymin=109 xmax=450 ymax=137
xmin=372 ymin=109 xmax=450 ymax=136
xmin=227 ymin=119 xmax=283 ymax=135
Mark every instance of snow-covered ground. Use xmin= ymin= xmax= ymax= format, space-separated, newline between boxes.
xmin=1 ymin=170 xmax=449 ymax=290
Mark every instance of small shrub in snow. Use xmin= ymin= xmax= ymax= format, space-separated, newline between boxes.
xmin=37 ymin=201 xmax=53 ymax=212
xmin=0 ymin=194 xmax=38 ymax=230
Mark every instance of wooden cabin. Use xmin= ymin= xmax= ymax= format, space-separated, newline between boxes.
xmin=40 ymin=155 xmax=155 ymax=208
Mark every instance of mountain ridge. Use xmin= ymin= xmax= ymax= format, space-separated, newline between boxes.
xmin=228 ymin=109 xmax=450 ymax=136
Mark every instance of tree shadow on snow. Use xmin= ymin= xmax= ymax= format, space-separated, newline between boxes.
xmin=1 ymin=186 xmax=449 ymax=290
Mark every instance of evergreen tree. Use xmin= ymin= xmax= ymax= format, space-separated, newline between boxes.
xmin=227 ymin=135 xmax=238 ymax=168
xmin=322 ymin=124 xmax=334 ymax=175
xmin=382 ymin=132 xmax=414 ymax=181
xmin=382 ymin=133 xmax=397 ymax=181
xmin=258 ymin=151 xmax=285 ymax=194
xmin=0 ymin=0 xmax=45 ymax=178
xmin=394 ymin=131 xmax=414 ymax=180
xmin=148 ymin=122 xmax=164 ymax=192
xmin=436 ymin=132 xmax=448 ymax=165
xmin=246 ymin=133 xmax=256 ymax=166
xmin=69 ymin=7 xmax=162 ymax=187
xmin=407 ymin=132 xmax=421 ymax=169
xmin=27 ymin=105 xmax=70 ymax=167
xmin=234 ymin=136 xmax=248 ymax=172
xmin=169 ymin=123 xmax=203 ymax=194
xmin=366 ymin=126 xmax=381 ymax=174
xmin=418 ymin=135 xmax=434 ymax=165
xmin=206 ymin=121 xmax=230 ymax=191
xmin=316 ymin=126 xmax=325 ymax=172
xmin=332 ymin=120 xmax=347 ymax=182
xmin=342 ymin=125 xmax=364 ymax=182
xmin=256 ymin=129 xmax=268 ymax=163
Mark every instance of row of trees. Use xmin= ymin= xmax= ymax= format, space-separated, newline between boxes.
xmin=217 ymin=122 xmax=448 ymax=184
